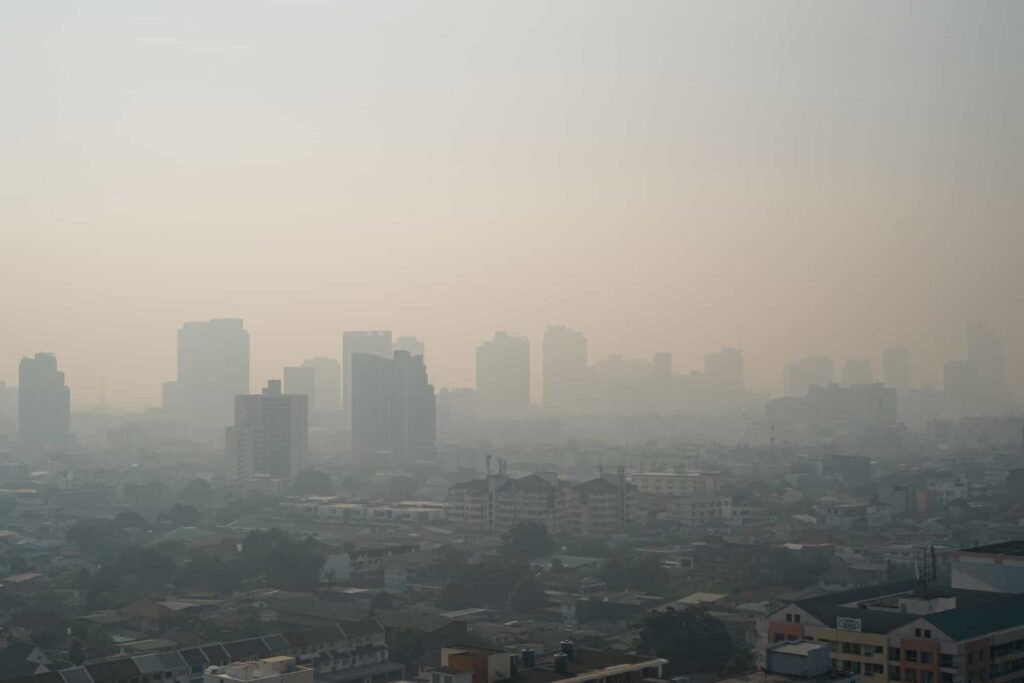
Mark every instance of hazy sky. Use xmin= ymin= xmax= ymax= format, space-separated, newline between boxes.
xmin=2 ymin=1 xmax=1021 ymax=410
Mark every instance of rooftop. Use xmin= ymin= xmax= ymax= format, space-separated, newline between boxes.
xmin=959 ymin=539 xmax=1024 ymax=557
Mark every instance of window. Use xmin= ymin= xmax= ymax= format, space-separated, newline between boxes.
xmin=775 ymin=633 xmax=785 ymax=643
xmin=906 ymin=669 xmax=918 ymax=683
xmin=921 ymin=653 xmax=933 ymax=664
xmin=922 ymin=672 xmax=934 ymax=683
xmin=795 ymin=614 xmax=802 ymax=623
xmin=890 ymin=667 xmax=902 ymax=681
xmin=941 ymin=674 xmax=953 ymax=683
xmin=941 ymin=654 xmax=954 ymax=668
xmin=907 ymin=651 xmax=919 ymax=663
xmin=787 ymin=614 xmax=793 ymax=623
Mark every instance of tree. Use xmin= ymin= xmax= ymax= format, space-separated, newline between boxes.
xmin=179 ymin=478 xmax=214 ymax=508
xmin=69 ymin=638 xmax=86 ymax=666
xmin=600 ymin=554 xmax=672 ymax=595
xmin=159 ymin=503 xmax=202 ymax=528
xmin=721 ymin=649 xmax=757 ymax=676
xmin=114 ymin=510 xmax=149 ymax=531
xmin=510 ymin=577 xmax=547 ymax=613
xmin=635 ymin=607 xmax=735 ymax=675
xmin=31 ymin=628 xmax=60 ymax=650
xmin=502 ymin=521 xmax=554 ymax=560
xmin=238 ymin=528 xmax=327 ymax=590
xmin=291 ymin=468 xmax=336 ymax=496
xmin=390 ymin=629 xmax=428 ymax=670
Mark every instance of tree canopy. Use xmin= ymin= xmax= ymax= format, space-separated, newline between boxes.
xmin=635 ymin=607 xmax=736 ymax=675
xmin=501 ymin=521 xmax=554 ymax=560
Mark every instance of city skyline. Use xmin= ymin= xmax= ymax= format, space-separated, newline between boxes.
xmin=1 ymin=1 xmax=1021 ymax=409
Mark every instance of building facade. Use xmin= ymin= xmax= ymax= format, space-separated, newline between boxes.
xmin=18 ymin=352 xmax=70 ymax=449
xmin=227 ymin=380 xmax=308 ymax=483
xmin=476 ymin=332 xmax=530 ymax=419
xmin=163 ymin=318 xmax=250 ymax=427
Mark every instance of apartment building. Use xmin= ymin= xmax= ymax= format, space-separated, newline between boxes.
xmin=666 ymin=495 xmax=733 ymax=527
xmin=763 ymin=580 xmax=1024 ymax=683
xmin=446 ymin=472 xmax=637 ymax=537
xmin=630 ymin=471 xmax=722 ymax=497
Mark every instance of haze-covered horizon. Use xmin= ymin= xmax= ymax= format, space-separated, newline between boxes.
xmin=2 ymin=1 xmax=1022 ymax=410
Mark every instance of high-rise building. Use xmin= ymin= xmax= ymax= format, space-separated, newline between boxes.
xmin=783 ymin=355 xmax=834 ymax=396
xmin=704 ymin=347 xmax=745 ymax=392
xmin=0 ymin=381 xmax=18 ymax=434
xmin=283 ymin=366 xmax=316 ymax=406
xmin=163 ymin=319 xmax=249 ymax=427
xmin=944 ymin=359 xmax=980 ymax=417
xmin=227 ymin=379 xmax=308 ymax=482
xmin=301 ymin=357 xmax=341 ymax=413
xmin=476 ymin=332 xmax=530 ymax=418
xmin=351 ymin=350 xmax=435 ymax=463
xmin=18 ymin=353 xmax=70 ymax=449
xmin=393 ymin=336 xmax=425 ymax=359
xmin=967 ymin=322 xmax=1005 ymax=402
xmin=841 ymin=358 xmax=873 ymax=386
xmin=882 ymin=346 xmax=912 ymax=390
xmin=542 ymin=325 xmax=588 ymax=414
xmin=342 ymin=331 xmax=392 ymax=416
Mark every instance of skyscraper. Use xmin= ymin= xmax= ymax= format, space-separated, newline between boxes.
xmin=783 ymin=355 xmax=834 ymax=396
xmin=542 ymin=325 xmax=588 ymax=414
xmin=882 ymin=347 xmax=912 ymax=390
xmin=476 ymin=332 xmax=530 ymax=418
xmin=18 ymin=353 xmax=70 ymax=449
xmin=163 ymin=319 xmax=249 ymax=427
xmin=944 ymin=359 xmax=980 ymax=417
xmin=841 ymin=359 xmax=873 ymax=386
xmin=342 ymin=330 xmax=392 ymax=417
xmin=301 ymin=357 xmax=341 ymax=412
xmin=227 ymin=379 xmax=308 ymax=482
xmin=967 ymin=322 xmax=1005 ymax=402
xmin=393 ymin=336 xmax=425 ymax=359
xmin=704 ymin=347 xmax=745 ymax=392
xmin=351 ymin=350 xmax=435 ymax=464
xmin=283 ymin=366 xmax=316 ymax=406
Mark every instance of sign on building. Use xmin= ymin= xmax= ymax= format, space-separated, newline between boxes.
xmin=836 ymin=617 xmax=862 ymax=632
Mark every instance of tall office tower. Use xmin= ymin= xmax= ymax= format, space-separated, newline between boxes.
xmin=342 ymin=331 xmax=392 ymax=416
xmin=652 ymin=352 xmax=673 ymax=381
xmin=841 ymin=359 xmax=874 ymax=386
xmin=882 ymin=346 xmax=912 ymax=390
xmin=0 ymin=381 xmax=18 ymax=432
xmin=967 ymin=322 xmax=1005 ymax=402
xmin=476 ymin=332 xmax=530 ymax=418
xmin=944 ymin=360 xmax=980 ymax=417
xmin=704 ymin=347 xmax=745 ymax=392
xmin=162 ymin=319 xmax=249 ymax=427
xmin=301 ymin=357 xmax=341 ymax=412
xmin=783 ymin=355 xmax=834 ymax=396
xmin=351 ymin=351 xmax=435 ymax=463
xmin=283 ymin=366 xmax=316 ymax=406
xmin=18 ymin=353 xmax=71 ymax=449
xmin=393 ymin=336 xmax=425 ymax=359
xmin=542 ymin=325 xmax=588 ymax=414
xmin=227 ymin=379 xmax=308 ymax=482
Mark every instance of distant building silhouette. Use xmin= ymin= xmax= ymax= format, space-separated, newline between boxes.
xmin=882 ymin=346 xmax=912 ymax=390
xmin=476 ymin=332 xmax=530 ymax=418
xmin=393 ymin=336 xmax=425 ymax=359
xmin=227 ymin=379 xmax=308 ymax=483
xmin=542 ymin=325 xmax=588 ymax=414
xmin=783 ymin=355 xmax=834 ymax=396
xmin=18 ymin=353 xmax=70 ymax=449
xmin=342 ymin=330 xmax=392 ymax=418
xmin=841 ymin=359 xmax=873 ymax=386
xmin=704 ymin=347 xmax=745 ymax=392
xmin=162 ymin=318 xmax=249 ymax=427
xmin=944 ymin=359 xmax=980 ymax=417
xmin=351 ymin=350 xmax=435 ymax=464
xmin=283 ymin=366 xmax=316 ymax=406
xmin=967 ymin=322 xmax=1004 ymax=403
xmin=301 ymin=356 xmax=341 ymax=412
xmin=767 ymin=382 xmax=897 ymax=443
xmin=0 ymin=381 xmax=17 ymax=434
